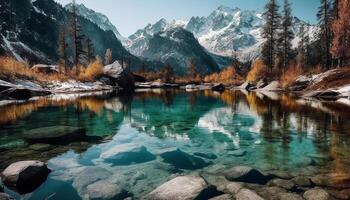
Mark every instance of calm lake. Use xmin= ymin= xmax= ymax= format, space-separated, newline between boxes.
xmin=0 ymin=89 xmax=350 ymax=199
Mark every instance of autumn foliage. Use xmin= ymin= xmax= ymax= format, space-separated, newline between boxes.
xmin=280 ymin=64 xmax=303 ymax=88
xmin=78 ymin=58 xmax=104 ymax=81
xmin=204 ymin=66 xmax=243 ymax=85
xmin=246 ymin=59 xmax=267 ymax=83
xmin=331 ymin=0 xmax=350 ymax=67
xmin=0 ymin=57 xmax=67 ymax=81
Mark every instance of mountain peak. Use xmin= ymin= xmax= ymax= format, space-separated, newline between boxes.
xmin=64 ymin=3 xmax=130 ymax=45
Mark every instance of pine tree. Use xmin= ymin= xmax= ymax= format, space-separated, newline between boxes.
xmin=105 ymin=48 xmax=112 ymax=65
xmin=69 ymin=0 xmax=85 ymax=74
xmin=187 ymin=58 xmax=198 ymax=79
xmin=163 ymin=64 xmax=175 ymax=83
xmin=139 ymin=62 xmax=149 ymax=73
xmin=332 ymin=0 xmax=339 ymax=20
xmin=317 ymin=0 xmax=332 ymax=69
xmin=58 ymin=26 xmax=68 ymax=73
xmin=261 ymin=0 xmax=281 ymax=79
xmin=85 ymin=37 xmax=94 ymax=62
xmin=331 ymin=0 xmax=350 ymax=67
xmin=297 ymin=24 xmax=308 ymax=69
xmin=278 ymin=0 xmax=294 ymax=72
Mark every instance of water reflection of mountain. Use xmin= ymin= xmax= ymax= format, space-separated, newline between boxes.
xmin=129 ymin=89 xmax=225 ymax=139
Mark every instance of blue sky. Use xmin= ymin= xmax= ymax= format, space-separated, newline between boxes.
xmin=55 ymin=0 xmax=320 ymax=37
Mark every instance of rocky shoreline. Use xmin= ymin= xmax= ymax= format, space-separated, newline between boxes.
xmin=1 ymin=159 xmax=349 ymax=200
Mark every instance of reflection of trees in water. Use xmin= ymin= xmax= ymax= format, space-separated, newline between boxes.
xmin=209 ymin=90 xmax=350 ymax=173
xmin=134 ymin=89 xmax=178 ymax=107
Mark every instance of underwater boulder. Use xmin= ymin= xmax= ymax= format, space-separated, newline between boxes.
xmin=1 ymin=161 xmax=51 ymax=194
xmin=103 ymin=146 xmax=156 ymax=166
xmin=223 ymin=166 xmax=274 ymax=185
xmin=24 ymin=126 xmax=86 ymax=145
xmin=160 ymin=149 xmax=212 ymax=170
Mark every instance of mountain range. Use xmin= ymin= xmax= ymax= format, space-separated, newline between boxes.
xmin=0 ymin=0 xmax=143 ymax=70
xmin=0 ymin=1 xmax=318 ymax=75
xmin=127 ymin=6 xmax=318 ymax=63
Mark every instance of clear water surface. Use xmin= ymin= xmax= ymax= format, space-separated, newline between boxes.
xmin=0 ymin=89 xmax=349 ymax=199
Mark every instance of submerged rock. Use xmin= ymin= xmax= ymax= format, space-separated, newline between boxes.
xmin=86 ymin=180 xmax=129 ymax=200
xmin=160 ymin=149 xmax=212 ymax=170
xmin=145 ymin=176 xmax=208 ymax=200
xmin=28 ymin=143 xmax=53 ymax=151
xmin=267 ymin=178 xmax=295 ymax=190
xmin=224 ymin=182 xmax=243 ymax=195
xmin=236 ymin=188 xmax=264 ymax=200
xmin=0 ymin=193 xmax=14 ymax=200
xmin=73 ymin=167 xmax=111 ymax=193
xmin=193 ymin=152 xmax=217 ymax=160
xmin=291 ymin=176 xmax=312 ymax=187
xmin=277 ymin=192 xmax=304 ymax=200
xmin=1 ymin=161 xmax=51 ymax=194
xmin=104 ymin=146 xmax=156 ymax=166
xmin=303 ymin=188 xmax=330 ymax=200
xmin=223 ymin=166 xmax=274 ymax=184
xmin=228 ymin=149 xmax=246 ymax=157
xmin=24 ymin=126 xmax=86 ymax=144
xmin=311 ymin=173 xmax=350 ymax=189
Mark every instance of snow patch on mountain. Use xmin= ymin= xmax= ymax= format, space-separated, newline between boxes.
xmin=128 ymin=6 xmax=318 ymax=63
xmin=64 ymin=3 xmax=130 ymax=45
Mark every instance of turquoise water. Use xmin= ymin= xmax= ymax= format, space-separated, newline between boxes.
xmin=0 ymin=89 xmax=350 ymax=199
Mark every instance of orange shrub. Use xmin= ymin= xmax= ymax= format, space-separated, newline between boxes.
xmin=280 ymin=64 xmax=303 ymax=88
xmin=0 ymin=57 xmax=71 ymax=82
xmin=204 ymin=66 xmax=243 ymax=85
xmin=0 ymin=57 xmax=36 ymax=80
xmin=78 ymin=59 xmax=104 ymax=81
xmin=246 ymin=59 xmax=267 ymax=83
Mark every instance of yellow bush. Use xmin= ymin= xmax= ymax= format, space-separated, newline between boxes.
xmin=246 ymin=59 xmax=267 ymax=83
xmin=0 ymin=57 xmax=36 ymax=80
xmin=204 ymin=66 xmax=243 ymax=85
xmin=280 ymin=64 xmax=303 ymax=88
xmin=79 ymin=59 xmax=104 ymax=81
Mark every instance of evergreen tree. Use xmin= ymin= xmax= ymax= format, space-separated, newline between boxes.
xmin=317 ymin=0 xmax=332 ymax=69
xmin=85 ymin=37 xmax=94 ymax=62
xmin=297 ymin=24 xmax=309 ymax=69
xmin=69 ymin=0 xmax=85 ymax=74
xmin=187 ymin=58 xmax=198 ymax=79
xmin=278 ymin=0 xmax=294 ymax=72
xmin=331 ymin=0 xmax=339 ymax=20
xmin=139 ymin=62 xmax=149 ymax=73
xmin=261 ymin=0 xmax=281 ymax=79
xmin=105 ymin=48 xmax=112 ymax=65
xmin=58 ymin=26 xmax=68 ymax=73
xmin=331 ymin=0 xmax=350 ymax=67
xmin=163 ymin=64 xmax=175 ymax=83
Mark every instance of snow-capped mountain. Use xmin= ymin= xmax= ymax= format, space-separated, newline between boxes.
xmin=141 ymin=27 xmax=220 ymax=74
xmin=0 ymin=0 xmax=144 ymax=68
xmin=64 ymin=3 xmax=130 ymax=45
xmin=128 ymin=6 xmax=318 ymax=63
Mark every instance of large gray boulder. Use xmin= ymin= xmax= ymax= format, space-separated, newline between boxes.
xmin=103 ymin=61 xmax=135 ymax=90
xmin=145 ymin=176 xmax=208 ymax=200
xmin=1 ymin=161 xmax=51 ymax=194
